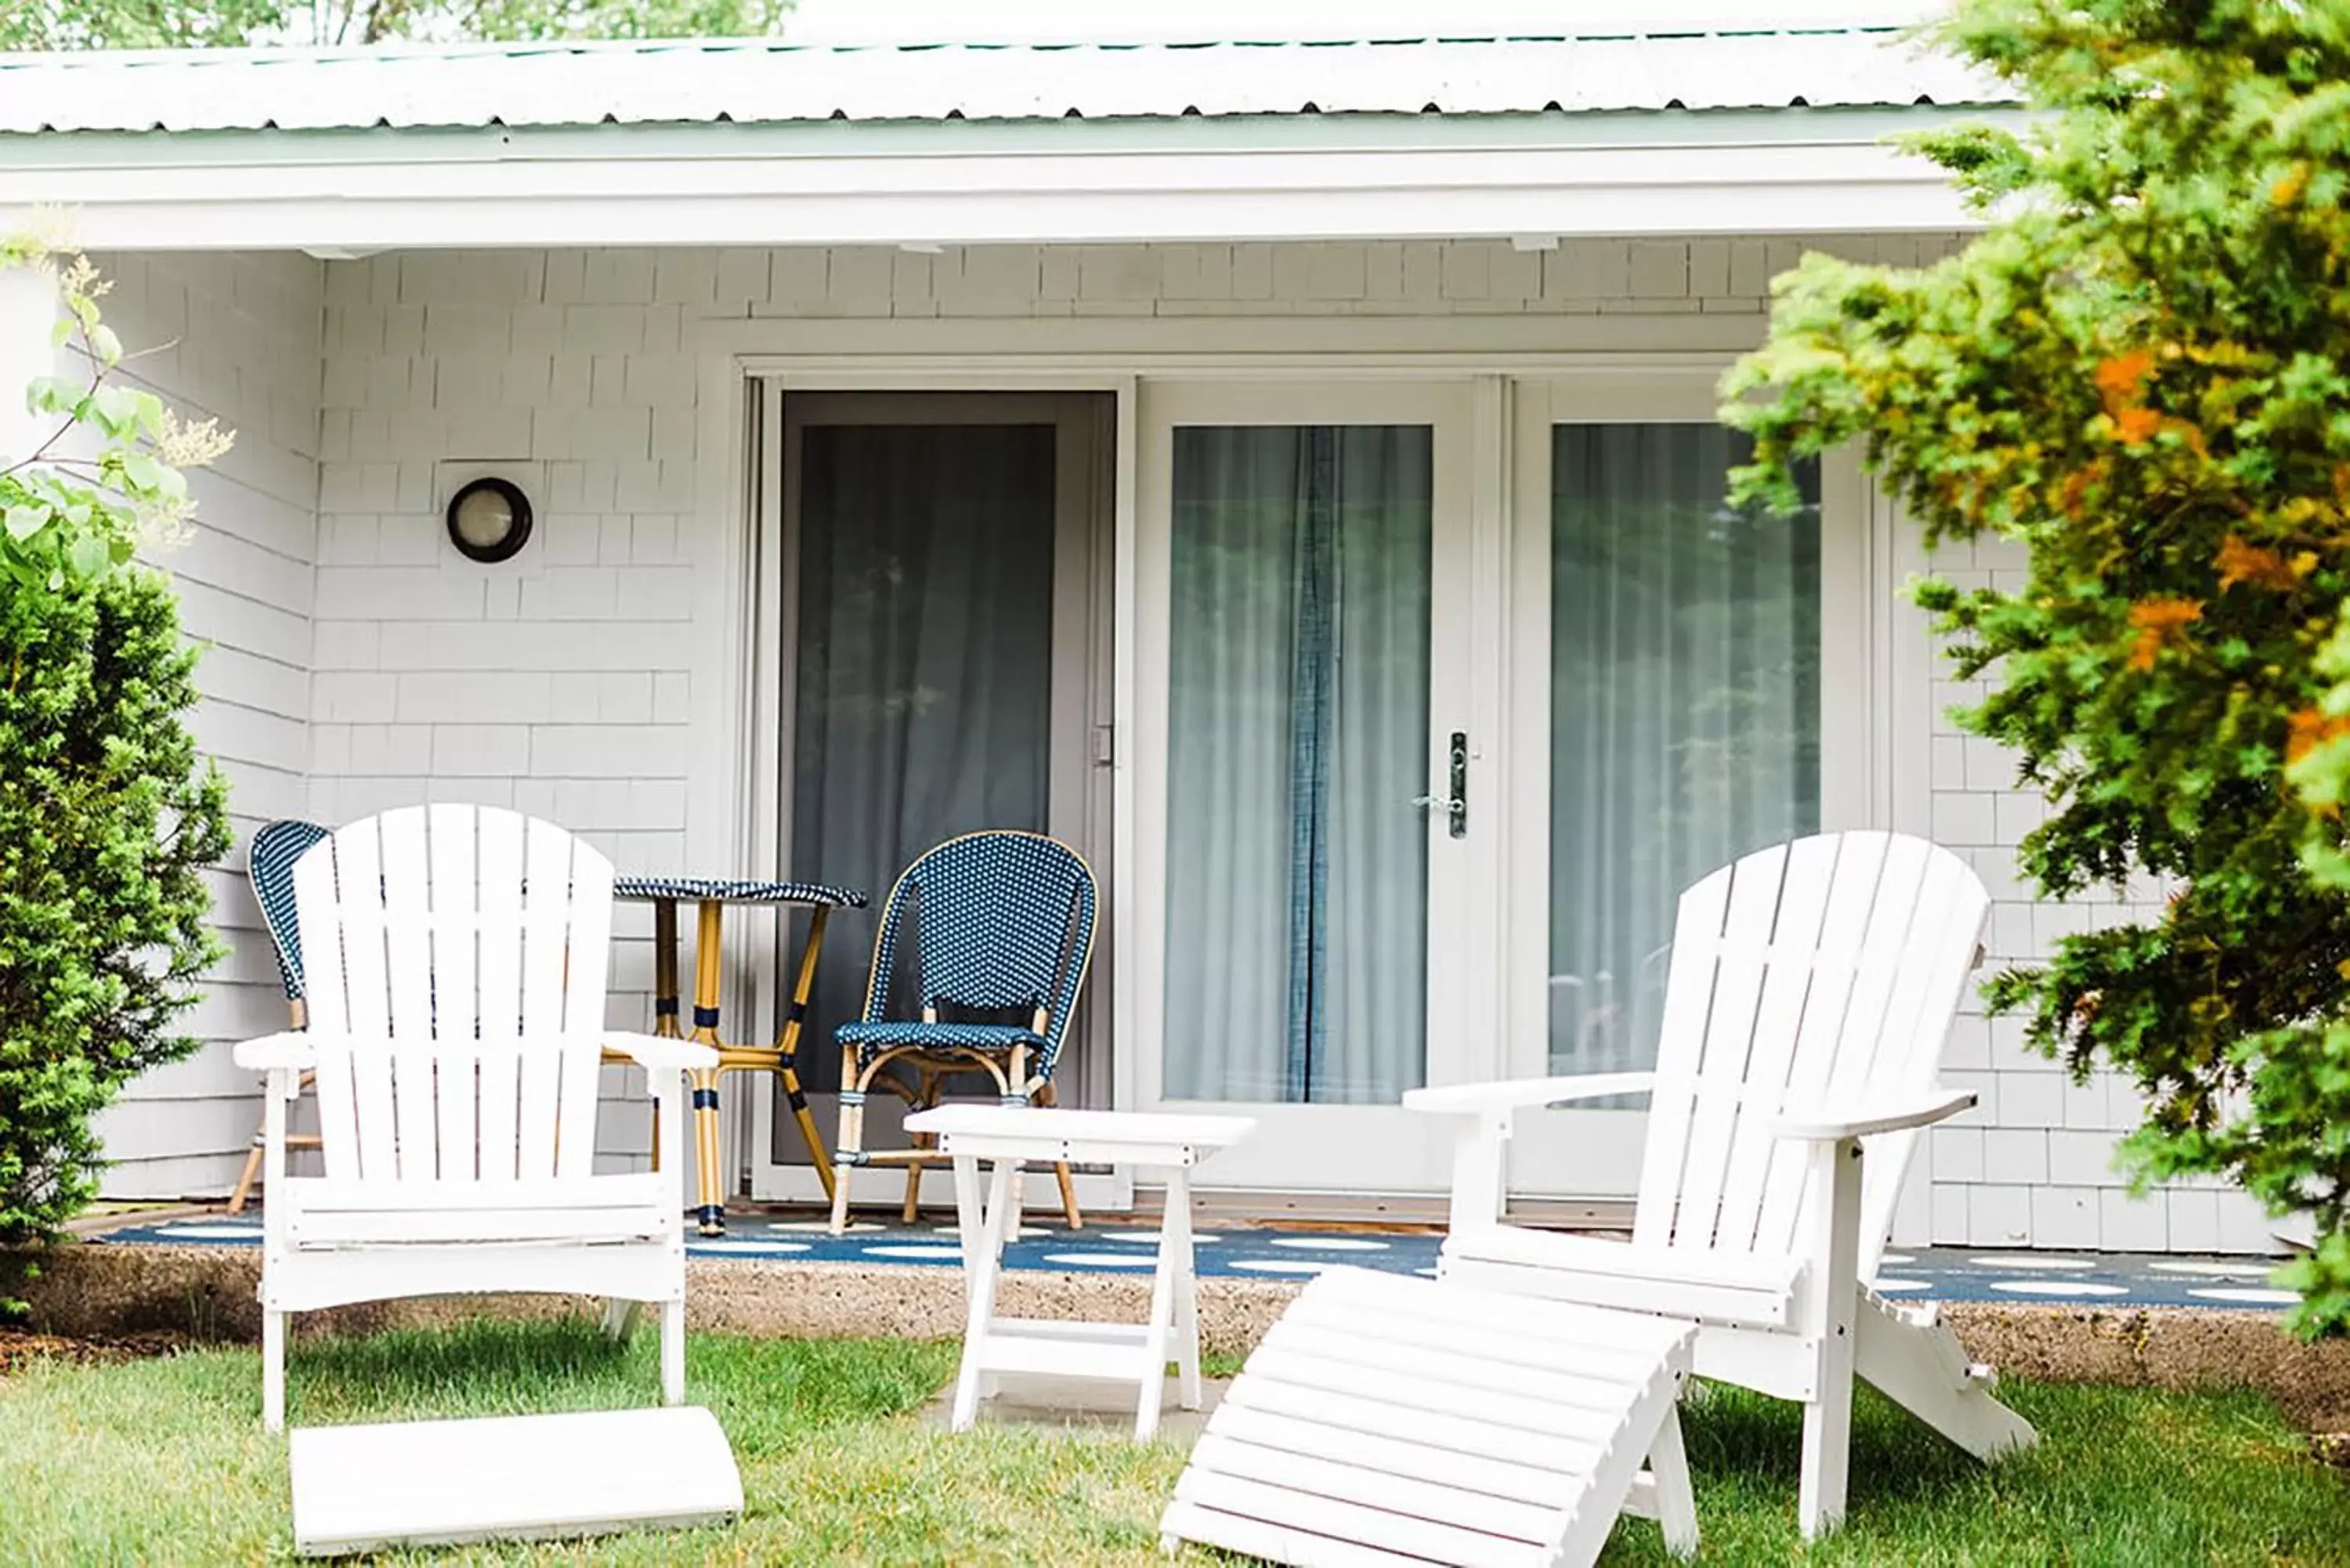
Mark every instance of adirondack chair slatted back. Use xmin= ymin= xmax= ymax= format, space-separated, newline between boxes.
xmin=1630 ymin=831 xmax=1987 ymax=1280
xmin=291 ymin=805 xmax=614 ymax=1183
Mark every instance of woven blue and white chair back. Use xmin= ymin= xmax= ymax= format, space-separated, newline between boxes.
xmin=248 ymin=818 xmax=328 ymax=1005
xmin=862 ymin=831 xmax=1097 ymax=1080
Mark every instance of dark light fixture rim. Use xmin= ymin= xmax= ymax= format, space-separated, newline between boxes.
xmin=445 ymin=475 xmax=533 ymax=565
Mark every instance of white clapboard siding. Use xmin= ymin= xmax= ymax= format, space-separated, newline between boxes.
xmin=1412 ymin=832 xmax=2037 ymax=1542
xmin=1161 ymin=1268 xmax=1697 ymax=1568
xmin=239 ymin=804 xmax=696 ymax=1432
xmin=94 ymin=250 xmax=324 ymax=1201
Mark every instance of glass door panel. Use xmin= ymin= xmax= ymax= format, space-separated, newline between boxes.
xmin=750 ymin=391 xmax=1112 ymax=1207
xmin=1548 ymin=424 xmax=1822 ymax=1078
xmin=786 ymin=419 xmax=1058 ymax=1067
xmin=1163 ymin=425 xmax=1434 ymax=1105
xmin=1137 ymin=381 xmax=1481 ymax=1197
xmin=1504 ymin=376 xmax=1839 ymax=1203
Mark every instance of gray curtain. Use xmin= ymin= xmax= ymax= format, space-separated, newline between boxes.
xmin=1164 ymin=425 xmax=1432 ymax=1104
xmin=786 ymin=421 xmax=1057 ymax=1096
xmin=1548 ymin=424 xmax=1821 ymax=1075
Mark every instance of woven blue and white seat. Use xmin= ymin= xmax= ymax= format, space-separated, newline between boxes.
xmin=828 ymin=830 xmax=1097 ymax=1234
xmin=229 ymin=818 xmax=330 ymax=1214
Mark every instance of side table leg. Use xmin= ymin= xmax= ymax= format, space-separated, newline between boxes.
xmin=951 ymin=1150 xmax=984 ymax=1274
xmin=951 ymin=1156 xmax=1015 ymax=1433
xmin=776 ymin=905 xmax=836 ymax=1202
xmin=649 ymin=898 xmax=681 ymax=1174
xmin=1136 ymin=1165 xmax=1181 ymax=1443
xmin=690 ymin=899 xmax=728 ymax=1237
xmin=1166 ymin=1167 xmax=1202 ymax=1411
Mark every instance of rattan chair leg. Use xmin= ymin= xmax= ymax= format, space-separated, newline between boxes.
xmin=828 ymin=1042 xmax=866 ymax=1236
xmin=227 ymin=1138 xmax=266 ymax=1216
xmin=1037 ymin=1080 xmax=1083 ymax=1230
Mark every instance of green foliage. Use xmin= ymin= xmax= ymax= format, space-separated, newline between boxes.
xmin=1723 ymin=0 xmax=2350 ymax=1332
xmin=0 ymin=242 xmax=232 ymax=1281
xmin=0 ymin=0 xmax=792 ymax=49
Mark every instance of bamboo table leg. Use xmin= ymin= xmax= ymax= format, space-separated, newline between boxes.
xmin=649 ymin=898 xmax=680 ymax=1174
xmin=689 ymin=899 xmax=728 ymax=1237
xmin=775 ymin=906 xmax=837 ymax=1202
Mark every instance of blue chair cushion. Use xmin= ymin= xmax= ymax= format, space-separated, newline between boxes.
xmin=835 ymin=1020 xmax=1047 ymax=1068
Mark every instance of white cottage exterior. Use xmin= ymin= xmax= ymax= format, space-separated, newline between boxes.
xmin=0 ymin=16 xmax=2283 ymax=1255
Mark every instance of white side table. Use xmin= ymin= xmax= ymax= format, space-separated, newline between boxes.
xmin=902 ymin=1105 xmax=1256 ymax=1442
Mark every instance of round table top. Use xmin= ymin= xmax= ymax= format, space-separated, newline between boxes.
xmin=613 ymin=876 xmax=868 ymax=909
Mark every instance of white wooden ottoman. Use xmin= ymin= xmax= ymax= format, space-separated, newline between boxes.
xmin=1161 ymin=1268 xmax=1700 ymax=1567
xmin=289 ymin=1405 xmax=742 ymax=1556
xmin=904 ymin=1104 xmax=1255 ymax=1442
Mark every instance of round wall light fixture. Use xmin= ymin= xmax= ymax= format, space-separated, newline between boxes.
xmin=445 ymin=476 xmax=533 ymax=564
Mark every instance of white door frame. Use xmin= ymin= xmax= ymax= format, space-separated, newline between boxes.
xmin=738 ymin=384 xmax=1132 ymax=1212
xmin=1129 ymin=377 xmax=1500 ymax=1193
xmin=1500 ymin=371 xmax=1884 ymax=1200
xmin=682 ymin=317 xmax=1828 ymax=1210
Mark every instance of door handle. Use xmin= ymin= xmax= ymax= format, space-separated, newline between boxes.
xmin=1412 ymin=732 xmax=1470 ymax=839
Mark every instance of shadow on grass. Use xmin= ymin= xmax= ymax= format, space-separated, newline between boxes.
xmin=1677 ymin=1378 xmax=1983 ymax=1506
xmin=284 ymin=1313 xmax=961 ymax=1454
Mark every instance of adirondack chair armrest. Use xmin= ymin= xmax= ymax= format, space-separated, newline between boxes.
xmin=1402 ymin=1072 xmax=1659 ymax=1117
xmin=233 ymin=1032 xmax=316 ymax=1073
xmin=602 ymin=1032 xmax=721 ymax=1073
xmin=1775 ymin=1087 xmax=1977 ymax=1142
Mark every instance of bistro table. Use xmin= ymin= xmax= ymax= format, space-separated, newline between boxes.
xmin=905 ymin=1105 xmax=1256 ymax=1442
xmin=614 ymin=876 xmax=867 ymax=1235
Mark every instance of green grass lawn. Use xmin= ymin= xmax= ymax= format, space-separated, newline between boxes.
xmin=0 ymin=1317 xmax=2342 ymax=1566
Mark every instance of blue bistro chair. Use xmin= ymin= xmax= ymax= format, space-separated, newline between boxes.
xmin=228 ymin=818 xmax=330 ymax=1214
xmin=828 ymin=831 xmax=1097 ymax=1235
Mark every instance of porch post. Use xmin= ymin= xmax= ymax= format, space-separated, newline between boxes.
xmin=0 ymin=260 xmax=59 ymax=470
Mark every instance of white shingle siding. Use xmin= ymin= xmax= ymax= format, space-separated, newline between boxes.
xmin=83 ymin=234 xmax=2252 ymax=1248
xmin=88 ymin=251 xmax=323 ymax=1198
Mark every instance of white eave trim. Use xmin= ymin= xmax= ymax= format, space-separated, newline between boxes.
xmin=0 ymin=135 xmax=1982 ymax=251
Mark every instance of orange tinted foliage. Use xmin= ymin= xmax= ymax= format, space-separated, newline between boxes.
xmin=2215 ymin=535 xmax=2308 ymax=593
xmin=2288 ymin=707 xmax=2350 ymax=766
xmin=2126 ymin=597 xmax=2203 ymax=670
xmin=2096 ymin=350 xmax=2157 ymax=402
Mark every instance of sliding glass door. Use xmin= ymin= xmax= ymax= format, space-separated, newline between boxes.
xmin=1135 ymin=382 xmax=1487 ymax=1193
xmin=1504 ymin=375 xmax=1858 ymax=1198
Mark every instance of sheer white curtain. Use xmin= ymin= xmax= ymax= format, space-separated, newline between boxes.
xmin=786 ymin=421 xmax=1058 ymax=1097
xmin=1549 ymin=424 xmax=1821 ymax=1075
xmin=1164 ymin=425 xmax=1432 ymax=1104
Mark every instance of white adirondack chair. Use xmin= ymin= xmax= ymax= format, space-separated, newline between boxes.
xmin=1405 ymin=831 xmax=2037 ymax=1538
xmin=233 ymin=806 xmax=716 ymax=1433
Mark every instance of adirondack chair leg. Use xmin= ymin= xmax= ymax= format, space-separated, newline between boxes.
xmin=659 ymin=1299 xmax=685 ymax=1406
xmin=1797 ymin=1136 xmax=1864 ymax=1540
xmin=262 ymin=1308 xmax=287 ymax=1434
xmin=602 ymin=1299 xmax=642 ymax=1342
xmin=1647 ymin=1399 xmax=1700 ymax=1560
xmin=1854 ymin=1292 xmax=2037 ymax=1460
